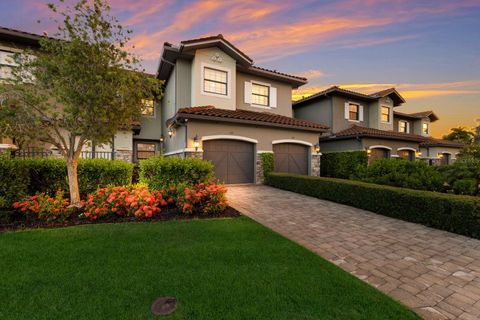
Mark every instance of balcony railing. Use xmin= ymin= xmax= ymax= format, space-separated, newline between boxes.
xmin=12 ymin=148 xmax=115 ymax=160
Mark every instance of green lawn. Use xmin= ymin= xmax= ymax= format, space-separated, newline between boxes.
xmin=0 ymin=217 xmax=418 ymax=319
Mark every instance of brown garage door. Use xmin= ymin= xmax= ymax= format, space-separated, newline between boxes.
xmin=273 ymin=143 xmax=309 ymax=175
xmin=203 ymin=139 xmax=254 ymax=184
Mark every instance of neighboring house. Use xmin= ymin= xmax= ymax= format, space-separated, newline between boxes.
xmin=293 ymin=86 xmax=463 ymax=165
xmin=0 ymin=26 xmax=152 ymax=161
xmin=156 ymin=35 xmax=328 ymax=183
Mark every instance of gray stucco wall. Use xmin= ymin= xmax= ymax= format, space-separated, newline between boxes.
xmin=294 ymin=99 xmax=332 ymax=130
xmin=319 ymin=138 xmax=363 ymax=153
xmin=175 ymin=58 xmax=191 ymax=108
xmin=236 ymin=71 xmax=293 ymax=117
xmin=135 ymin=101 xmax=162 ymax=140
xmin=332 ymin=96 xmax=370 ymax=133
xmin=393 ymin=116 xmax=413 ymax=133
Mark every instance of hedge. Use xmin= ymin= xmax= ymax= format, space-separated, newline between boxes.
xmin=139 ymin=156 xmax=214 ymax=190
xmin=266 ymin=173 xmax=480 ymax=239
xmin=0 ymin=157 xmax=134 ymax=208
xmin=260 ymin=152 xmax=274 ymax=184
xmin=320 ymin=151 xmax=368 ymax=178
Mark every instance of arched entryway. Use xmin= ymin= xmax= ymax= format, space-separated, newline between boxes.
xmin=272 ymin=140 xmax=310 ymax=175
xmin=368 ymin=145 xmax=391 ymax=161
xmin=439 ymin=152 xmax=452 ymax=165
xmin=202 ymin=136 xmax=256 ymax=184
xmin=397 ymin=148 xmax=416 ymax=161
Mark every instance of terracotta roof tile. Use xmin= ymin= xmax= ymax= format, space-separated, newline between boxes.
xmin=170 ymin=106 xmax=328 ymax=132
xmin=328 ymin=125 xmax=427 ymax=142
xmin=249 ymin=65 xmax=307 ymax=82
xmin=420 ymin=138 xmax=464 ymax=148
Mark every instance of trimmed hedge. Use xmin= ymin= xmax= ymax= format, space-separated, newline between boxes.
xmin=266 ymin=173 xmax=480 ymax=239
xmin=0 ymin=157 xmax=134 ymax=208
xmin=320 ymin=151 xmax=368 ymax=178
xmin=139 ymin=156 xmax=214 ymax=190
xmin=260 ymin=152 xmax=274 ymax=184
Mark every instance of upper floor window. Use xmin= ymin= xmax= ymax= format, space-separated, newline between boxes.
xmin=349 ymin=103 xmax=359 ymax=121
xmin=251 ymin=83 xmax=269 ymax=106
xmin=399 ymin=120 xmax=409 ymax=133
xmin=0 ymin=50 xmax=16 ymax=80
xmin=140 ymin=99 xmax=155 ymax=117
xmin=381 ymin=106 xmax=390 ymax=123
xmin=203 ymin=67 xmax=227 ymax=96
xmin=423 ymin=122 xmax=430 ymax=135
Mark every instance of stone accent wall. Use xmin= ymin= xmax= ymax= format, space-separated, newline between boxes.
xmin=115 ymin=150 xmax=132 ymax=162
xmin=311 ymin=154 xmax=321 ymax=176
xmin=184 ymin=151 xmax=203 ymax=159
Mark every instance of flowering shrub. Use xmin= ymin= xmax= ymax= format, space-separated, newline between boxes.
xmin=176 ymin=182 xmax=228 ymax=215
xmin=13 ymin=190 xmax=70 ymax=222
xmin=82 ymin=185 xmax=167 ymax=221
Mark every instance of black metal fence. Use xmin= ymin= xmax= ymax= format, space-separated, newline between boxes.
xmin=12 ymin=148 xmax=115 ymax=160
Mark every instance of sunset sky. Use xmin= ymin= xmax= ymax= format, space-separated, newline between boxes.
xmin=1 ymin=0 xmax=479 ymax=137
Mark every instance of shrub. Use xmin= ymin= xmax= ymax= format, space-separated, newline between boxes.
xmin=452 ymin=179 xmax=478 ymax=196
xmin=139 ymin=156 xmax=214 ymax=190
xmin=0 ymin=157 xmax=134 ymax=207
xmin=176 ymin=182 xmax=228 ymax=215
xmin=353 ymin=158 xmax=443 ymax=191
xmin=320 ymin=151 xmax=368 ymax=178
xmin=13 ymin=190 xmax=71 ymax=222
xmin=260 ymin=153 xmax=274 ymax=184
xmin=266 ymin=173 xmax=480 ymax=239
xmin=82 ymin=185 xmax=165 ymax=220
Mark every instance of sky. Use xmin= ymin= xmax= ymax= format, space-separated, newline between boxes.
xmin=1 ymin=0 xmax=479 ymax=137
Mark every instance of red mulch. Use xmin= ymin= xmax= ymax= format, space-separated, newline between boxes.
xmin=0 ymin=206 xmax=241 ymax=233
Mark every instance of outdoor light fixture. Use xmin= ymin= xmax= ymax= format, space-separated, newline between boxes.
xmin=416 ymin=151 xmax=422 ymax=157
xmin=193 ymin=134 xmax=200 ymax=151
xmin=366 ymin=149 xmax=372 ymax=155
xmin=314 ymin=143 xmax=321 ymax=154
xmin=160 ymin=135 xmax=165 ymax=143
xmin=168 ymin=129 xmax=173 ymax=138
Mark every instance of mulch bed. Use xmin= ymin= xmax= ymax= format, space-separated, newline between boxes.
xmin=0 ymin=206 xmax=241 ymax=233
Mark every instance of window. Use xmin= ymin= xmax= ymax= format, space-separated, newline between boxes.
xmin=203 ymin=67 xmax=227 ymax=95
xmin=349 ymin=103 xmax=359 ymax=121
xmin=422 ymin=123 xmax=429 ymax=135
xmin=0 ymin=50 xmax=16 ymax=66
xmin=399 ymin=120 xmax=408 ymax=133
xmin=381 ymin=106 xmax=390 ymax=123
xmin=251 ymin=83 xmax=269 ymax=106
xmin=140 ymin=99 xmax=154 ymax=117
xmin=136 ymin=143 xmax=156 ymax=160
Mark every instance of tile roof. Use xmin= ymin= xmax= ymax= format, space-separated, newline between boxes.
xmin=180 ymin=34 xmax=253 ymax=63
xmin=248 ymin=65 xmax=307 ymax=82
xmin=420 ymin=138 xmax=464 ymax=148
xmin=327 ymin=125 xmax=428 ymax=142
xmin=394 ymin=110 xmax=439 ymax=121
xmin=169 ymin=106 xmax=329 ymax=132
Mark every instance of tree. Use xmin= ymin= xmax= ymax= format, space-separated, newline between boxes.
xmin=443 ymin=126 xmax=476 ymax=145
xmin=0 ymin=0 xmax=162 ymax=205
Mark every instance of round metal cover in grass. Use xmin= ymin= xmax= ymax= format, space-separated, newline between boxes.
xmin=151 ymin=296 xmax=177 ymax=316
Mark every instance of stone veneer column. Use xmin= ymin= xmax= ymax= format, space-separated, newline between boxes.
xmin=115 ymin=149 xmax=132 ymax=162
xmin=184 ymin=151 xmax=203 ymax=159
xmin=311 ymin=154 xmax=321 ymax=176
xmin=256 ymin=152 xmax=266 ymax=184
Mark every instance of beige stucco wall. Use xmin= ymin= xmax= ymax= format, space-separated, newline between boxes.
xmin=186 ymin=120 xmax=320 ymax=152
xmin=190 ymin=47 xmax=236 ymax=110
xmin=236 ymin=71 xmax=293 ymax=117
xmin=377 ymin=97 xmax=394 ymax=131
xmin=420 ymin=146 xmax=461 ymax=159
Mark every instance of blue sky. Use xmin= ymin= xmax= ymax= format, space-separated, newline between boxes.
xmin=1 ymin=0 xmax=479 ymax=136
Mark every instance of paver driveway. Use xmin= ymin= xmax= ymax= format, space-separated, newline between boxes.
xmin=228 ymin=185 xmax=480 ymax=320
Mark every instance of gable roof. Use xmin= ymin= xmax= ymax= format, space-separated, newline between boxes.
xmin=0 ymin=26 xmax=56 ymax=47
xmin=394 ymin=110 xmax=439 ymax=122
xmin=293 ymin=86 xmax=406 ymax=107
xmin=167 ymin=106 xmax=328 ymax=132
xmin=156 ymin=35 xmax=307 ymax=87
xmin=419 ymin=138 xmax=463 ymax=148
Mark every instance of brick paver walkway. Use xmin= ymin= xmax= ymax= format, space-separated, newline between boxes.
xmin=228 ymin=185 xmax=480 ymax=320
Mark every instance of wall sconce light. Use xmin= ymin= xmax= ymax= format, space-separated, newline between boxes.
xmin=366 ymin=149 xmax=372 ymax=155
xmin=438 ymin=153 xmax=444 ymax=158
xmin=314 ymin=143 xmax=321 ymax=154
xmin=160 ymin=135 xmax=165 ymax=143
xmin=193 ymin=134 xmax=200 ymax=151
xmin=168 ymin=129 xmax=173 ymax=138
xmin=416 ymin=151 xmax=422 ymax=157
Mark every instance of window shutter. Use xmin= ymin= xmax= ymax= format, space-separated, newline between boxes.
xmin=359 ymin=105 xmax=364 ymax=121
xmin=406 ymin=122 xmax=410 ymax=133
xmin=344 ymin=102 xmax=349 ymax=119
xmin=244 ymin=81 xmax=252 ymax=104
xmin=269 ymin=87 xmax=277 ymax=108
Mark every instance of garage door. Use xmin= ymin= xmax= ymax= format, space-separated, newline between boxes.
xmin=203 ymin=139 xmax=255 ymax=184
xmin=273 ymin=143 xmax=309 ymax=175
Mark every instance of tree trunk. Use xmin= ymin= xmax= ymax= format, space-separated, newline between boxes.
xmin=66 ymin=157 xmax=81 ymax=206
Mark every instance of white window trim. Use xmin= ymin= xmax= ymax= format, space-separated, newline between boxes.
xmin=397 ymin=147 xmax=417 ymax=152
xmin=201 ymin=135 xmax=257 ymax=144
xmin=380 ymin=105 xmax=392 ymax=124
xmin=398 ymin=120 xmax=409 ymax=133
xmin=272 ymin=139 xmax=313 ymax=147
xmin=250 ymin=80 xmax=271 ymax=108
xmin=422 ymin=122 xmax=430 ymax=135
xmin=200 ymin=62 xmax=231 ymax=99
xmin=346 ymin=101 xmax=363 ymax=122
xmin=368 ymin=145 xmax=392 ymax=151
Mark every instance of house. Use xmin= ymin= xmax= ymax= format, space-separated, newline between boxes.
xmin=293 ymin=86 xmax=463 ymax=165
xmin=155 ymin=35 xmax=328 ymax=183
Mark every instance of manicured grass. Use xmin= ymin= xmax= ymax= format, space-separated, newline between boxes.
xmin=0 ymin=217 xmax=418 ymax=319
